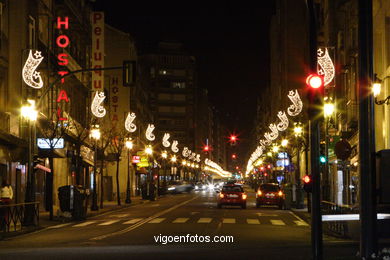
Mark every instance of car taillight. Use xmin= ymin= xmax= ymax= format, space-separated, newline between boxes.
xmin=257 ymin=190 xmax=262 ymax=196
xmin=242 ymin=194 xmax=247 ymax=200
xmin=278 ymin=191 xmax=283 ymax=196
xmin=219 ymin=193 xmax=224 ymax=198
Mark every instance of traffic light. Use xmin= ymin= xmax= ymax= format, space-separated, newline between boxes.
xmin=231 ymin=153 xmax=237 ymax=159
xmin=123 ymin=60 xmax=136 ymax=86
xmin=303 ymin=175 xmax=313 ymax=193
xmin=319 ymin=142 xmax=326 ymax=163
xmin=203 ymin=145 xmax=210 ymax=153
xmin=306 ymin=74 xmax=324 ymax=89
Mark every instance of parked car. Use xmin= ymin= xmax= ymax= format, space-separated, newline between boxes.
xmin=256 ymin=183 xmax=285 ymax=209
xmin=217 ymin=184 xmax=247 ymax=209
xmin=167 ymin=181 xmax=194 ymax=193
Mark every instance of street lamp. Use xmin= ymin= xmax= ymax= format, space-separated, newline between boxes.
xmin=372 ymin=74 xmax=390 ymax=105
xmin=281 ymin=139 xmax=289 ymax=147
xmin=161 ymin=150 xmax=168 ymax=189
xmin=90 ymin=124 xmax=100 ymax=211
xmin=323 ymin=99 xmax=335 ymax=201
xmin=125 ymin=137 xmax=133 ymax=204
xmin=21 ymin=100 xmax=38 ymax=225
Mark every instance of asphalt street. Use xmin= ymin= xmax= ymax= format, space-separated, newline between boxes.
xmin=0 ymin=187 xmax=360 ymax=260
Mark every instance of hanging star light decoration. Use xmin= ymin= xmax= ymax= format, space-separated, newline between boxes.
xmin=162 ymin=133 xmax=171 ymax=147
xmin=22 ymin=50 xmax=44 ymax=89
xmin=171 ymin=140 xmax=179 ymax=153
xmin=189 ymin=152 xmax=196 ymax=161
xmin=145 ymin=124 xmax=155 ymax=141
xmin=276 ymin=111 xmax=289 ymax=131
xmin=287 ymin=89 xmax=303 ymax=116
xmin=317 ymin=47 xmax=335 ymax=87
xmin=259 ymin=139 xmax=272 ymax=147
xmin=91 ymin=91 xmax=106 ymax=118
xmin=125 ymin=112 xmax=137 ymax=132
xmin=196 ymin=154 xmax=201 ymax=162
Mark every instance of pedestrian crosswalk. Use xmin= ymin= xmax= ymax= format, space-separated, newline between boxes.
xmin=47 ymin=216 xmax=309 ymax=229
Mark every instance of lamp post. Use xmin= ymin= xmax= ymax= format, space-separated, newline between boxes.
xmin=161 ymin=150 xmax=168 ymax=191
xmin=22 ymin=100 xmax=38 ymax=225
xmin=171 ymin=155 xmax=177 ymax=181
xmin=294 ymin=123 xmax=305 ymax=209
xmin=125 ymin=138 xmax=133 ymax=204
xmin=90 ymin=124 xmax=100 ymax=211
xmin=145 ymin=145 xmax=153 ymax=200
xmin=323 ymin=99 xmax=335 ymax=201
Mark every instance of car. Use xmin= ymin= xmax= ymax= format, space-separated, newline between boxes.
xmin=217 ymin=184 xmax=247 ymax=209
xmin=256 ymin=183 xmax=285 ymax=209
xmin=194 ymin=182 xmax=207 ymax=191
xmin=167 ymin=181 xmax=194 ymax=193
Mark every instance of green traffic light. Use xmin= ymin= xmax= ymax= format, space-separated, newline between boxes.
xmin=320 ymin=156 xmax=326 ymax=163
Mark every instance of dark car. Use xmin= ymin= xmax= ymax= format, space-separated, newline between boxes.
xmin=256 ymin=183 xmax=285 ymax=209
xmin=217 ymin=184 xmax=247 ymax=209
xmin=167 ymin=181 xmax=193 ymax=193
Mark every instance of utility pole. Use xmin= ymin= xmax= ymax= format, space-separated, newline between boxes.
xmin=358 ymin=0 xmax=377 ymax=257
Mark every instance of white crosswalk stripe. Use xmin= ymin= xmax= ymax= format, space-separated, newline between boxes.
xmin=197 ymin=218 xmax=212 ymax=223
xmin=247 ymin=219 xmax=260 ymax=224
xmin=223 ymin=218 xmax=236 ymax=224
xmin=123 ymin=218 xmax=143 ymax=224
xmin=73 ymin=221 xmax=96 ymax=227
xmin=98 ymin=220 xmax=120 ymax=226
xmin=48 ymin=223 xmax=72 ymax=229
xmin=172 ymin=218 xmax=189 ymax=223
xmin=294 ymin=220 xmax=309 ymax=226
xmin=148 ymin=218 xmax=165 ymax=223
xmin=270 ymin=219 xmax=286 ymax=226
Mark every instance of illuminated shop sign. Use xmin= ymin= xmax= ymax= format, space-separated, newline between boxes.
xmin=37 ymin=138 xmax=65 ymax=149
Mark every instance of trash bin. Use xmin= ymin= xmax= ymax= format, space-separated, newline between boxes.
xmin=58 ymin=185 xmax=88 ymax=220
xmin=283 ymin=183 xmax=293 ymax=210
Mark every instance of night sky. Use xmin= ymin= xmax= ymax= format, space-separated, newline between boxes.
xmin=92 ymin=1 xmax=274 ymax=160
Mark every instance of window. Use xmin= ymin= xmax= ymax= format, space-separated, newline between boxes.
xmin=157 ymin=93 xmax=170 ymax=100
xmin=173 ymin=94 xmax=185 ymax=101
xmin=28 ymin=16 xmax=36 ymax=48
xmin=222 ymin=186 xmax=243 ymax=192
xmin=173 ymin=106 xmax=185 ymax=113
xmin=171 ymin=82 xmax=186 ymax=89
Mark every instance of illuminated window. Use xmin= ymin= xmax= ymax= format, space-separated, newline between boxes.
xmin=171 ymin=82 xmax=186 ymax=89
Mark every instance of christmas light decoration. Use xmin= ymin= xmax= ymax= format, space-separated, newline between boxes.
xmin=287 ymin=89 xmax=303 ymax=116
xmin=22 ymin=50 xmax=44 ymax=89
xmin=276 ymin=111 xmax=289 ymax=131
xmin=162 ymin=133 xmax=171 ymax=147
xmin=264 ymin=123 xmax=279 ymax=141
xmin=259 ymin=139 xmax=272 ymax=147
xmin=189 ymin=152 xmax=196 ymax=161
xmin=196 ymin=154 xmax=201 ymax=162
xmin=91 ymin=91 xmax=106 ymax=118
xmin=182 ymin=147 xmax=190 ymax=157
xmin=317 ymin=47 xmax=335 ymax=87
xmin=204 ymin=159 xmax=232 ymax=178
xmin=145 ymin=124 xmax=155 ymax=141
xmin=171 ymin=140 xmax=179 ymax=153
xmin=125 ymin=112 xmax=137 ymax=133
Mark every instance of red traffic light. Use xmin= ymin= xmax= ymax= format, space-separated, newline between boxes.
xmin=267 ymin=165 xmax=271 ymax=169
xmin=303 ymin=175 xmax=311 ymax=184
xmin=230 ymin=135 xmax=237 ymax=142
xmin=260 ymin=166 xmax=265 ymax=171
xmin=231 ymin=154 xmax=237 ymax=159
xmin=306 ymin=74 xmax=324 ymax=89
xmin=203 ymin=145 xmax=210 ymax=152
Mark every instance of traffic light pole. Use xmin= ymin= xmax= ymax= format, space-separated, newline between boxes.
xmin=307 ymin=1 xmax=323 ymax=259
xmin=358 ymin=0 xmax=377 ymax=257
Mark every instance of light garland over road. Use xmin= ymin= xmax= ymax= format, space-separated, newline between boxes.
xmin=171 ymin=140 xmax=179 ymax=153
xmin=22 ymin=50 xmax=44 ymax=89
xmin=246 ymin=89 xmax=304 ymax=175
xmin=162 ymin=133 xmax=171 ymax=147
xmin=91 ymin=91 xmax=107 ymax=118
xmin=145 ymin=124 xmax=155 ymax=141
xmin=204 ymin=159 xmax=231 ymax=178
xmin=125 ymin=112 xmax=137 ymax=132
xmin=317 ymin=47 xmax=335 ymax=87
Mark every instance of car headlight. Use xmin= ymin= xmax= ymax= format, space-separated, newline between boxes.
xmin=168 ymin=187 xmax=175 ymax=190
xmin=195 ymin=186 xmax=199 ymax=189
xmin=202 ymin=185 xmax=206 ymax=189
xmin=208 ymin=184 xmax=214 ymax=189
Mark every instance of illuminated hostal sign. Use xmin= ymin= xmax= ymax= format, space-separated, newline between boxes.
xmin=132 ymin=156 xmax=140 ymax=164
xmin=37 ymin=138 xmax=64 ymax=149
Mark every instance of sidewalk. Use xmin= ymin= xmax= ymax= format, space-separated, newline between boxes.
xmin=1 ymin=195 xmax=156 ymax=240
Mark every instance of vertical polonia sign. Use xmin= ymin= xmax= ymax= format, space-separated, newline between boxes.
xmin=91 ymin=12 xmax=106 ymax=118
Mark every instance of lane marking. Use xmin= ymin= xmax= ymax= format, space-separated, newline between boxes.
xmin=257 ymin=213 xmax=278 ymax=217
xmin=271 ymin=219 xmax=286 ymax=226
xmin=294 ymin=220 xmax=309 ymax=226
xmin=98 ymin=220 xmax=120 ymax=226
xmin=148 ymin=218 xmax=165 ymax=223
xmin=47 ymin=223 xmax=72 ymax=229
xmin=223 ymin=218 xmax=236 ymax=224
xmin=110 ymin=214 xmax=130 ymax=218
xmin=289 ymin=211 xmax=309 ymax=226
xmin=90 ymin=195 xmax=199 ymax=241
xmin=73 ymin=221 xmax=96 ymax=227
xmin=197 ymin=218 xmax=212 ymax=223
xmin=247 ymin=219 xmax=260 ymax=224
xmin=123 ymin=218 xmax=143 ymax=224
xmin=172 ymin=218 xmax=189 ymax=223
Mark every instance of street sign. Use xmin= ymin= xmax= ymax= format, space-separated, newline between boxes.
xmin=37 ymin=138 xmax=64 ymax=149
xmin=335 ymin=139 xmax=352 ymax=160
xmin=132 ymin=156 xmax=140 ymax=164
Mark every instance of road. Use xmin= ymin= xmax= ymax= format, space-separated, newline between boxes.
xmin=0 ymin=187 xmax=359 ymax=260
